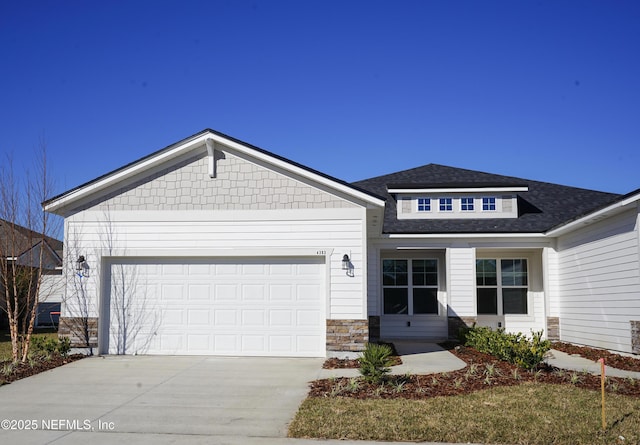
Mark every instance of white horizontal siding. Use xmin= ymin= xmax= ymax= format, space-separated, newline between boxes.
xmin=447 ymin=247 xmax=476 ymax=317
xmin=366 ymin=247 xmax=381 ymax=317
xmin=557 ymin=208 xmax=640 ymax=353
xmin=64 ymin=207 xmax=367 ymax=322
xmin=544 ymin=247 xmax=560 ymax=317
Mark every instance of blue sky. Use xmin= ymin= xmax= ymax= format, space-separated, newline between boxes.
xmin=1 ymin=0 xmax=639 ymax=198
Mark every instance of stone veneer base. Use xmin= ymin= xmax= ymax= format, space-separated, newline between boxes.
xmin=326 ymin=319 xmax=368 ymax=354
xmin=58 ymin=317 xmax=99 ymax=348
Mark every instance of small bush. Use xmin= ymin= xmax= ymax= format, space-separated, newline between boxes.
xmin=358 ymin=343 xmax=394 ymax=384
xmin=463 ymin=326 xmax=551 ymax=370
xmin=30 ymin=336 xmax=71 ymax=358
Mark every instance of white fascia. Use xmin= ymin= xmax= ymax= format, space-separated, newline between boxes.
xmin=43 ymin=134 xmax=207 ymax=213
xmin=545 ymin=192 xmax=640 ymax=237
xmin=385 ymin=233 xmax=546 ymax=239
xmin=44 ymin=131 xmax=386 ymax=213
xmin=387 ymin=186 xmax=529 ymax=194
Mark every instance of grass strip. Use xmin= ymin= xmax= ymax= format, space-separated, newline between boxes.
xmin=289 ymin=382 xmax=640 ymax=444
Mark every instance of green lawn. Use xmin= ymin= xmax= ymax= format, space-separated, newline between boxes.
xmin=0 ymin=329 xmax=59 ymax=362
xmin=289 ymin=383 xmax=640 ymax=444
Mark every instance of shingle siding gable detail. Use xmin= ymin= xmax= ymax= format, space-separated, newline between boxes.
xmin=81 ymin=149 xmax=357 ymax=212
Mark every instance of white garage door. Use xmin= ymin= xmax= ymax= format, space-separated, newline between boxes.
xmin=102 ymin=257 xmax=325 ymax=357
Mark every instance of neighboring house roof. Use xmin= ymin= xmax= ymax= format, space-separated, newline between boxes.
xmin=352 ymin=163 xmax=621 ymax=234
xmin=0 ymin=219 xmax=63 ymax=268
xmin=43 ymin=129 xmax=386 ymax=215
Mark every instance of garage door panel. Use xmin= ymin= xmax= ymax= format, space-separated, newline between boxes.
xmin=242 ymin=264 xmax=266 ymax=275
xmin=270 ymin=310 xmax=292 ymax=326
xmin=187 ymin=284 xmax=211 ymax=300
xmin=270 ymin=263 xmax=293 ymax=275
xmin=213 ymin=284 xmax=238 ymax=301
xmin=188 ymin=309 xmax=210 ymax=325
xmin=214 ymin=309 xmax=237 ymax=325
xmin=242 ymin=310 xmax=266 ymax=326
xmin=297 ymin=310 xmax=321 ymax=326
xmin=297 ymin=284 xmax=321 ymax=301
xmin=162 ymin=264 xmax=186 ymax=275
xmin=214 ymin=335 xmax=237 ymax=352
xmin=188 ymin=263 xmax=211 ymax=275
xmin=161 ymin=284 xmax=184 ymax=301
xmin=187 ymin=334 xmax=210 ymax=351
xmin=242 ymin=284 xmax=266 ymax=301
xmin=242 ymin=336 xmax=265 ymax=353
xmin=270 ymin=336 xmax=292 ymax=352
xmin=269 ymin=284 xmax=293 ymax=301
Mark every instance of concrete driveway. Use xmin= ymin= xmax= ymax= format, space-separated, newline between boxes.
xmin=0 ymin=355 xmax=329 ymax=444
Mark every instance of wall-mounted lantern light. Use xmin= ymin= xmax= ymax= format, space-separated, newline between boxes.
xmin=342 ymin=254 xmax=350 ymax=270
xmin=76 ymin=255 xmax=89 ymax=277
xmin=342 ymin=254 xmax=354 ymax=277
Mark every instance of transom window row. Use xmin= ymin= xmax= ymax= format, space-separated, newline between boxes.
xmin=416 ymin=197 xmax=497 ymax=212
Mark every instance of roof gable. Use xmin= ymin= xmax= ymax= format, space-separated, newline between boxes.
xmin=353 ymin=163 xmax=621 ymax=234
xmin=44 ymin=129 xmax=385 ymax=216
xmin=0 ymin=219 xmax=62 ymax=267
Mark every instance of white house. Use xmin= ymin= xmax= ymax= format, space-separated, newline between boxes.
xmin=43 ymin=129 xmax=640 ymax=357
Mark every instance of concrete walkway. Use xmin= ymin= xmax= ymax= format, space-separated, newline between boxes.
xmin=545 ymin=349 xmax=640 ymax=379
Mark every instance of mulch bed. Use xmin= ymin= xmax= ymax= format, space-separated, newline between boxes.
xmin=310 ymin=345 xmax=640 ymax=400
xmin=552 ymin=342 xmax=640 ymax=372
xmin=0 ymin=354 xmax=85 ymax=386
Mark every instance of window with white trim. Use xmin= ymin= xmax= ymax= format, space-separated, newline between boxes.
xmin=482 ymin=197 xmax=496 ymax=211
xmin=417 ymin=198 xmax=431 ymax=212
xmin=460 ymin=197 xmax=474 ymax=211
xmin=439 ymin=198 xmax=453 ymax=212
xmin=476 ymin=259 xmax=528 ymax=315
xmin=383 ymin=259 xmax=438 ymax=315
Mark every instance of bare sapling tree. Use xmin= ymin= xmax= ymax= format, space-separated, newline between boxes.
xmin=98 ymin=207 xmax=159 ymax=355
xmin=0 ymin=140 xmax=60 ymax=362
xmin=63 ymin=222 xmax=96 ymax=355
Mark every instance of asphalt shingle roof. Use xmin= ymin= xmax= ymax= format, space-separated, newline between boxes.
xmin=0 ymin=219 xmax=63 ymax=260
xmin=352 ymin=164 xmax=621 ymax=234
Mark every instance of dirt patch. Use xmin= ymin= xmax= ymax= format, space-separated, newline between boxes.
xmin=310 ymin=346 xmax=640 ymax=399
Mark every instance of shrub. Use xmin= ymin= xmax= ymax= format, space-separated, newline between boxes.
xmin=463 ymin=326 xmax=550 ymax=370
xmin=30 ymin=336 xmax=71 ymax=358
xmin=358 ymin=342 xmax=394 ymax=384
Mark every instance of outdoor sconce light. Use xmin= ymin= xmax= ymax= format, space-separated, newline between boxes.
xmin=76 ymin=255 xmax=89 ymax=277
xmin=342 ymin=254 xmax=354 ymax=277
xmin=342 ymin=254 xmax=350 ymax=270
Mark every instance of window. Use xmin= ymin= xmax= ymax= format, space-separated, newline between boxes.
xmin=417 ymin=198 xmax=431 ymax=212
xmin=439 ymin=198 xmax=453 ymax=211
xmin=383 ymin=259 xmax=438 ymax=315
xmin=476 ymin=259 xmax=528 ymax=315
xmin=460 ymin=197 xmax=474 ymax=211
xmin=482 ymin=197 xmax=496 ymax=211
